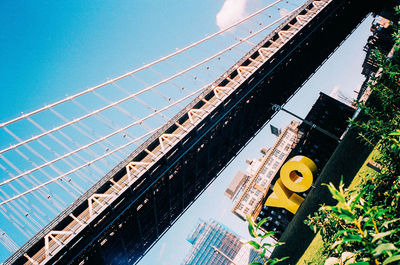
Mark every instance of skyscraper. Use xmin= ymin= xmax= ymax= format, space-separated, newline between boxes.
xmin=182 ymin=219 xmax=263 ymax=265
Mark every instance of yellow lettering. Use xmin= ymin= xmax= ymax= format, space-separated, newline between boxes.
xmin=280 ymin=156 xmax=317 ymax=193
xmin=264 ymin=156 xmax=317 ymax=214
xmin=265 ymin=179 xmax=304 ymax=214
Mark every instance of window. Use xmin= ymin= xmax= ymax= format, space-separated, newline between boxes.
xmin=243 ymin=194 xmax=250 ymax=201
xmin=249 ymin=198 xmax=256 ymax=206
xmin=256 ymin=176 xmax=262 ymax=184
xmin=237 ymin=203 xmax=244 ymax=211
xmin=272 ymin=161 xmax=280 ymax=169
xmin=244 ymin=207 xmax=250 ymax=214
xmin=273 ymin=149 xmax=280 ymax=157
xmin=261 ymin=167 xmax=268 ymax=175
xmin=260 ymin=180 xmax=268 ymax=187
xmin=255 ymin=190 xmax=261 ymax=197
xmin=278 ymin=153 xmax=286 ymax=160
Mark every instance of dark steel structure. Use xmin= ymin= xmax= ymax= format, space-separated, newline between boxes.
xmin=6 ymin=0 xmax=398 ymax=264
xmin=257 ymin=92 xmax=356 ymax=236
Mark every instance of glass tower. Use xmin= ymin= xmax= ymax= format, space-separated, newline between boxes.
xmin=182 ymin=219 xmax=261 ymax=265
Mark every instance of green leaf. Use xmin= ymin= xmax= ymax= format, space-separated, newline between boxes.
xmin=373 ymin=243 xmax=398 ymax=256
xmin=247 ymin=215 xmax=255 ymax=227
xmin=350 ymin=262 xmax=369 ymax=265
xmin=333 ymin=229 xmax=355 ymax=240
xmin=349 ymin=190 xmax=366 ymax=210
xmin=247 ymin=215 xmax=257 ymax=238
xmin=337 ymin=209 xmax=356 ymax=223
xmin=325 ymin=183 xmax=346 ymax=203
xmin=261 ymin=231 xmax=275 ymax=240
xmin=247 ymin=240 xmax=260 ymax=250
xmin=248 ymin=223 xmax=257 ymax=238
xmin=268 ymin=257 xmax=289 ymax=265
xmin=342 ymin=234 xmax=363 ymax=243
xmin=389 ymin=130 xmax=400 ymax=136
xmin=249 ymin=262 xmax=262 ymax=265
xmin=260 ymin=248 xmax=266 ymax=259
xmin=382 ymin=218 xmax=400 ymax=229
xmin=331 ymin=240 xmax=343 ymax=249
xmin=256 ymin=217 xmax=268 ymax=229
xmin=262 ymin=242 xmax=274 ymax=248
xmin=372 ymin=230 xmax=396 ymax=243
xmin=383 ymin=255 xmax=400 ymax=265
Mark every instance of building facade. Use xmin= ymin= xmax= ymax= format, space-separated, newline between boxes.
xmin=257 ymin=93 xmax=355 ymax=236
xmin=182 ymin=219 xmax=262 ymax=265
xmin=226 ymin=121 xmax=301 ymax=221
xmin=227 ymin=93 xmax=355 ymax=237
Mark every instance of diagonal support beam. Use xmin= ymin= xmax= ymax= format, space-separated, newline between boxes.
xmin=88 ymin=193 xmax=115 ymax=218
xmin=258 ymin=47 xmax=276 ymax=60
xmin=236 ymin=66 xmax=256 ymax=80
xmin=313 ymin=1 xmax=327 ymax=8
xmin=126 ymin=161 xmax=150 ymax=182
xmin=188 ymin=109 xmax=205 ymax=124
xmin=278 ymin=30 xmax=294 ymax=41
xmin=45 ymin=231 xmax=73 ymax=257
xmin=159 ymin=133 xmax=181 ymax=151
xmin=213 ymin=86 xmax=233 ymax=99
xmin=69 ymin=213 xmax=84 ymax=226
xmin=296 ymin=14 xmax=310 ymax=25
xmin=24 ymin=254 xmax=38 ymax=265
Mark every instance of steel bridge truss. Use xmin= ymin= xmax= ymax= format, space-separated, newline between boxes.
xmin=5 ymin=0 xmax=376 ymax=264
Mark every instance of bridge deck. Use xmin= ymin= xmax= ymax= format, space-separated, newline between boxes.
xmin=5 ymin=0 xmax=380 ymax=264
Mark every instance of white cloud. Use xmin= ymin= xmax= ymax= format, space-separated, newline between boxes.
xmin=216 ymin=0 xmax=248 ymax=30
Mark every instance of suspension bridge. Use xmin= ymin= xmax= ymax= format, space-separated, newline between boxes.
xmin=0 ymin=0 xmax=395 ymax=264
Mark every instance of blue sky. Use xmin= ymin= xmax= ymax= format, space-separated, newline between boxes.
xmin=0 ymin=0 xmax=374 ymax=263
xmin=1 ymin=0 xmax=223 ymax=119
xmin=137 ymin=7 xmax=374 ymax=265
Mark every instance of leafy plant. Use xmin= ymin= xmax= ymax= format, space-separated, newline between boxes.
xmin=323 ymin=181 xmax=400 ymax=264
xmin=306 ymin=11 xmax=400 ymax=264
xmin=246 ymin=215 xmax=288 ymax=265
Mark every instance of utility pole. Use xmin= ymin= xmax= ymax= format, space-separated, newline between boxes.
xmin=272 ymin=104 xmax=340 ymax=142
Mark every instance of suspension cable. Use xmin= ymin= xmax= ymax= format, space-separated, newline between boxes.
xmin=0 ymin=11 xmax=292 ymax=156
xmin=0 ymin=6 xmax=302 ymax=204
xmin=0 ymin=0 xmax=283 ymax=129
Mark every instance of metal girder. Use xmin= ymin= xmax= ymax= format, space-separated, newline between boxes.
xmin=44 ymin=231 xmax=73 ymax=257
xmin=6 ymin=0 xmax=380 ymax=264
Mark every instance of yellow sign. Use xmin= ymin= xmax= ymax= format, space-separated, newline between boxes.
xmin=265 ymin=156 xmax=317 ymax=214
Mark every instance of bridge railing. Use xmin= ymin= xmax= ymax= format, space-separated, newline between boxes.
xmin=5 ymin=0 xmax=334 ymax=264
